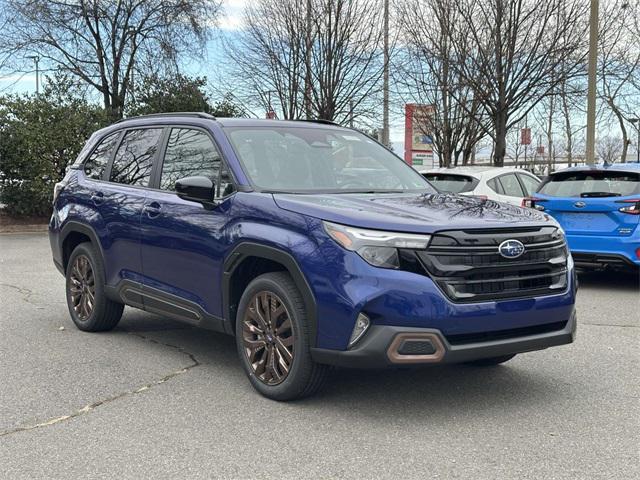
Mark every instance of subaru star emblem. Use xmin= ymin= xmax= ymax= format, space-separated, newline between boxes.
xmin=498 ymin=239 xmax=525 ymax=259
xmin=574 ymin=201 xmax=586 ymax=208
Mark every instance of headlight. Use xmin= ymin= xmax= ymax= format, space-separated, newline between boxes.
xmin=323 ymin=221 xmax=431 ymax=269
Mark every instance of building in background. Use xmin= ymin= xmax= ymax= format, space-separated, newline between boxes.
xmin=404 ymin=104 xmax=435 ymax=167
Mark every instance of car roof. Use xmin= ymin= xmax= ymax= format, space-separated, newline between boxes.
xmin=550 ymin=163 xmax=640 ymax=175
xmin=113 ymin=113 xmax=346 ymax=130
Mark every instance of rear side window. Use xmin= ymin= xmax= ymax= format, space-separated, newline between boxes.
xmin=517 ymin=173 xmax=541 ymax=196
xmin=109 ymin=128 xmax=162 ymax=187
xmin=160 ymin=128 xmax=235 ymax=197
xmin=423 ymin=173 xmax=478 ymax=193
xmin=539 ymin=170 xmax=640 ymax=197
xmin=496 ymin=174 xmax=525 ymax=197
xmin=83 ymin=132 xmax=120 ymax=180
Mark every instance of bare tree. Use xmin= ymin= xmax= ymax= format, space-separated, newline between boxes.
xmin=449 ymin=0 xmax=588 ymax=166
xmin=596 ymin=135 xmax=623 ymax=163
xmin=228 ymin=0 xmax=308 ymax=120
xmin=395 ymin=0 xmax=486 ymax=167
xmin=598 ymin=0 xmax=640 ymax=163
xmin=229 ymin=0 xmax=385 ymax=125
xmin=0 ymin=0 xmax=221 ymax=119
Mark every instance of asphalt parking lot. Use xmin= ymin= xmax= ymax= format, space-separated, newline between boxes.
xmin=1 ymin=232 xmax=638 ymax=479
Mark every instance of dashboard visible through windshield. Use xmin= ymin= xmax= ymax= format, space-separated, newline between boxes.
xmin=224 ymin=126 xmax=434 ymax=194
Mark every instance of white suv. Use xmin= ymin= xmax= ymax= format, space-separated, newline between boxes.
xmin=417 ymin=166 xmax=541 ymax=206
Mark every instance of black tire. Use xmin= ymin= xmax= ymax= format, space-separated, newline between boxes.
xmin=465 ymin=354 xmax=516 ymax=366
xmin=235 ymin=272 xmax=329 ymax=401
xmin=65 ymin=242 xmax=123 ymax=332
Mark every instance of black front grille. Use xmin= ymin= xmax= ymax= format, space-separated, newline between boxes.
xmin=397 ymin=340 xmax=437 ymax=355
xmin=446 ymin=320 xmax=568 ymax=345
xmin=408 ymin=226 xmax=569 ymax=303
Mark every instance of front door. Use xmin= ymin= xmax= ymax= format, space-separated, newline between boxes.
xmin=139 ymin=127 xmax=237 ymax=326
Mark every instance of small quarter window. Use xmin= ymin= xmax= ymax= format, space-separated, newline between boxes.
xmin=497 ymin=174 xmax=525 ymax=197
xmin=83 ymin=132 xmax=120 ymax=180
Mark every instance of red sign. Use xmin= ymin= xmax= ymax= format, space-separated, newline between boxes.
xmin=404 ymin=104 xmax=434 ymax=166
xmin=520 ymin=128 xmax=531 ymax=145
xmin=266 ymin=109 xmax=276 ymax=119
xmin=536 ymin=145 xmax=545 ymax=155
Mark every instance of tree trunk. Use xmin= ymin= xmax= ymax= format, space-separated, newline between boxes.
xmin=562 ymin=97 xmax=573 ymax=167
xmin=611 ymin=106 xmax=628 ymax=163
xmin=493 ymin=112 xmax=507 ymax=167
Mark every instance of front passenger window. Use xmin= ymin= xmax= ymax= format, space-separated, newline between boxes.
xmin=160 ymin=128 xmax=235 ymax=197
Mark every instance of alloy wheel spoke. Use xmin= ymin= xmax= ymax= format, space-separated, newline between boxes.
xmin=242 ymin=291 xmax=294 ymax=386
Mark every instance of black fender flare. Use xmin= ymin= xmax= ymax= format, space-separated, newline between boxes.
xmin=222 ymin=242 xmax=318 ymax=343
xmin=59 ymin=221 xmax=106 ymax=272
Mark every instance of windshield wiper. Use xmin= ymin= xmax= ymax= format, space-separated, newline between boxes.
xmin=580 ymin=192 xmax=621 ymax=198
xmin=338 ymin=189 xmax=405 ymax=194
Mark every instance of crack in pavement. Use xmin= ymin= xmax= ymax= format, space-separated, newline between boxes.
xmin=581 ymin=322 xmax=638 ymax=328
xmin=0 ymin=330 xmax=200 ymax=438
xmin=0 ymin=282 xmax=48 ymax=309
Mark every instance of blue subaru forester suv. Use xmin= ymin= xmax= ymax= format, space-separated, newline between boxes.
xmin=49 ymin=113 xmax=577 ymax=400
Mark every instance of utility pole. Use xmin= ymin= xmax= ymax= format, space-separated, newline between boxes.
xmin=382 ymin=0 xmax=390 ymax=147
xmin=585 ymin=0 xmax=599 ymax=165
xmin=631 ymin=118 xmax=640 ymax=163
xmin=27 ymin=55 xmax=40 ymax=95
xmin=304 ymin=0 xmax=312 ymax=119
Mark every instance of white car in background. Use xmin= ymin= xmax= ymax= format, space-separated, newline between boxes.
xmin=416 ymin=166 xmax=542 ymax=206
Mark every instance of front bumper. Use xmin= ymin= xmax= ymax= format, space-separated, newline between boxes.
xmin=311 ymin=310 xmax=576 ymax=368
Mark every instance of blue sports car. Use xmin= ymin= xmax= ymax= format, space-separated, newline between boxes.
xmin=526 ymin=163 xmax=640 ymax=270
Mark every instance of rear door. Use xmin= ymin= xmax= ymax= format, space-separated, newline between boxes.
xmin=536 ymin=169 xmax=640 ymax=236
xmin=93 ymin=127 xmax=163 ymax=286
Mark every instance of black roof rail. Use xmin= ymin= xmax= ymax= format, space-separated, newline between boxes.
xmin=116 ymin=112 xmax=216 ymax=123
xmin=296 ymin=118 xmax=342 ymax=127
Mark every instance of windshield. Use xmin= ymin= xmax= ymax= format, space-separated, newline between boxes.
xmin=423 ymin=173 xmax=478 ymax=193
xmin=538 ymin=170 xmax=640 ymax=197
xmin=225 ymin=126 xmax=434 ymax=193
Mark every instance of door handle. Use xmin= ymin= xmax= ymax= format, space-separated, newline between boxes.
xmin=143 ymin=202 xmax=161 ymax=218
xmin=90 ymin=192 xmax=104 ymax=205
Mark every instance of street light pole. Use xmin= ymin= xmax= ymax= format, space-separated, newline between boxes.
xmin=585 ymin=0 xmax=599 ymax=165
xmin=27 ymin=55 xmax=40 ymax=95
xmin=382 ymin=0 xmax=390 ymax=147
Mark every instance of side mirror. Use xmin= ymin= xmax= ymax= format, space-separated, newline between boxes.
xmin=175 ymin=176 xmax=216 ymax=208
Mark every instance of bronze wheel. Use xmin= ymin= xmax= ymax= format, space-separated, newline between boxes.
xmin=68 ymin=254 xmax=95 ymax=321
xmin=241 ymin=290 xmax=295 ymax=386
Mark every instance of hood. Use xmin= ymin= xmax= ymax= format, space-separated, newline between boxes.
xmin=273 ymin=193 xmax=554 ymax=233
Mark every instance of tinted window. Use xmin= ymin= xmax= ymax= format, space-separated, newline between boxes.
xmin=539 ymin=170 xmax=640 ymax=197
xmin=487 ymin=178 xmax=504 ymax=194
xmin=226 ymin=127 xmax=432 ymax=193
xmin=497 ymin=174 xmax=525 ymax=197
xmin=84 ymin=132 xmax=120 ymax=180
xmin=110 ymin=128 xmax=162 ymax=187
xmin=423 ymin=173 xmax=477 ymax=193
xmin=160 ymin=128 xmax=234 ymax=197
xmin=517 ymin=173 xmax=541 ymax=196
